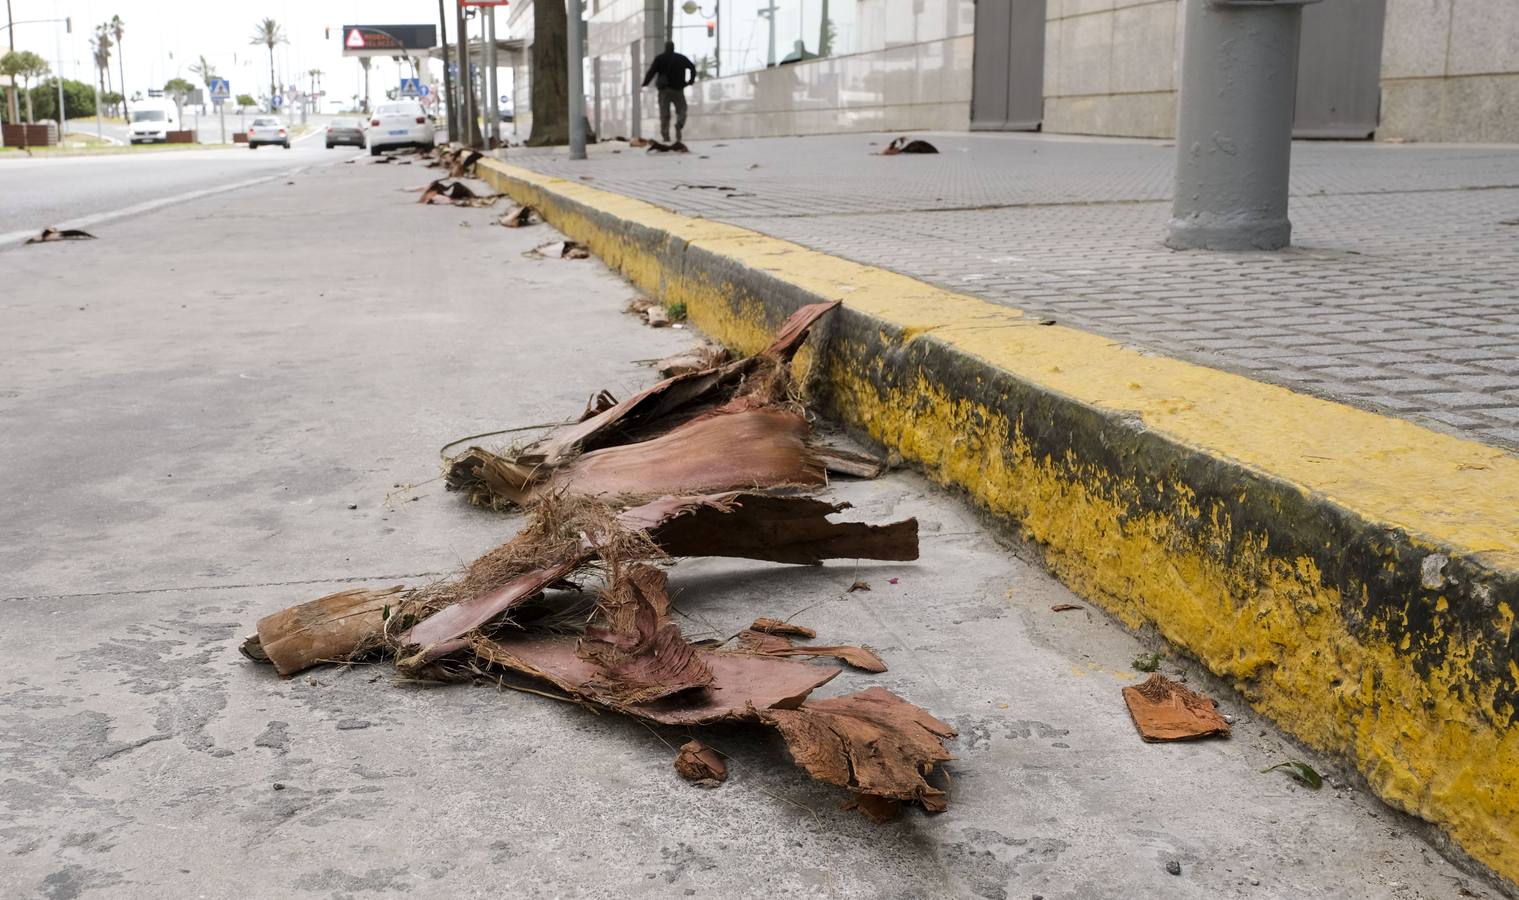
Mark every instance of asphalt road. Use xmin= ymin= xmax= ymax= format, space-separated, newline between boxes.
xmin=0 ymin=118 xmax=359 ymax=245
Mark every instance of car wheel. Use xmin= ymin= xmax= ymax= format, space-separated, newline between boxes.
xmin=283 ymin=142 xmax=291 ymax=149
xmin=325 ymin=142 xmax=333 ymax=149
xmin=369 ymin=145 xmax=381 ymax=157
xmin=249 ymin=143 xmax=258 ymax=150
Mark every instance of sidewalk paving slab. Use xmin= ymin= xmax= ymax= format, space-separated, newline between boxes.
xmin=0 ymin=151 xmax=1496 ymax=898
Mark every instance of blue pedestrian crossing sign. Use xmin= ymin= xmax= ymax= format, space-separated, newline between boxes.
xmin=400 ymin=77 xmax=422 ymax=98
xmin=209 ymin=78 xmax=231 ymax=103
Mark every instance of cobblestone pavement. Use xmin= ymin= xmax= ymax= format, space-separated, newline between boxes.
xmin=510 ymin=132 xmax=1519 ymax=450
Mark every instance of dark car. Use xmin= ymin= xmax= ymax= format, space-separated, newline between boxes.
xmin=325 ymin=119 xmax=365 ymax=149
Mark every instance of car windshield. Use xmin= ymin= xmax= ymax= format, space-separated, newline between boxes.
xmin=252 ymin=118 xmax=280 ymax=126
xmin=131 ymin=110 xmax=166 ymax=122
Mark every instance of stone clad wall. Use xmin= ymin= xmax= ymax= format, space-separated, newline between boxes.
xmin=1379 ymin=0 xmax=1519 ymax=143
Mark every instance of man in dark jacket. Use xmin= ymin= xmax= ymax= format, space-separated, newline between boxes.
xmin=642 ymin=41 xmax=697 ymax=143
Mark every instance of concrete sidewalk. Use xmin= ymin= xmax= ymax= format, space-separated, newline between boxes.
xmin=0 ymin=149 xmax=1491 ymax=898
xmin=508 ymin=132 xmax=1519 ymax=451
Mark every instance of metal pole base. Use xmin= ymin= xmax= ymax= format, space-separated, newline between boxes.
xmin=1166 ymin=212 xmax=1292 ymax=252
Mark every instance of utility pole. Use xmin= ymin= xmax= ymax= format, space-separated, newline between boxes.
xmin=485 ymin=7 xmax=500 ymax=147
xmin=437 ymin=0 xmax=457 ymax=142
xmin=455 ymin=0 xmax=481 ymax=147
xmin=567 ymin=0 xmax=585 ymax=159
xmin=5 ymin=0 xmax=17 ymax=126
xmin=758 ymin=0 xmax=777 ymax=68
xmin=54 ymin=14 xmax=68 ymax=137
xmin=1166 ymin=0 xmax=1317 ymax=251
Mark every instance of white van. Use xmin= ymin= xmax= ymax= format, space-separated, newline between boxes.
xmin=128 ymin=101 xmax=179 ymax=144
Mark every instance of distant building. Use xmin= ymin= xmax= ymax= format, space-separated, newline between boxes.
xmin=503 ymin=0 xmax=1519 ymax=144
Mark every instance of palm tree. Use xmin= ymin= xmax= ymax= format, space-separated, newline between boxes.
xmin=0 ymin=51 xmax=49 ymax=122
xmin=110 ymin=15 xmax=128 ymax=120
xmin=249 ymin=18 xmax=285 ymax=112
xmin=307 ymin=68 xmax=322 ymax=115
xmin=89 ymin=33 xmax=111 ymax=118
xmin=190 ymin=54 xmax=217 ymax=111
xmin=93 ymin=25 xmax=114 ymax=99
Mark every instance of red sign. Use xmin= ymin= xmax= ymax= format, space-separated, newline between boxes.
xmin=345 ymin=28 xmax=365 ymax=48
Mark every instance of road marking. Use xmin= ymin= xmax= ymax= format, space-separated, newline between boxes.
xmin=0 ymin=162 xmax=330 ymax=250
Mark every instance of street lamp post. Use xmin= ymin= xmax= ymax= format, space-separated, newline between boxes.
xmin=680 ymin=1 xmax=718 ymax=78
xmin=567 ymin=0 xmax=585 ymax=159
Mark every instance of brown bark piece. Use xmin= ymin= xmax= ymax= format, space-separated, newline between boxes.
xmin=628 ymin=492 xmax=918 ymax=565
xmin=762 ymin=301 xmax=842 ymax=359
xmin=738 ymin=630 xmax=889 ymax=673
xmin=762 ymin=686 xmax=956 ymax=810
xmin=1121 ymin=674 xmax=1231 ymax=742
xmin=550 ymin=409 xmax=825 ymax=502
xmin=249 ymin=586 xmax=404 ymax=677
xmin=657 ymin=345 xmax=730 ymax=377
xmin=400 ymin=558 xmax=585 ymax=659
xmin=842 ymin=793 xmax=902 ymax=823
xmin=578 ymin=565 xmax=714 ymax=704
xmin=499 ymin=204 xmax=542 ymax=227
xmin=673 ymin=740 xmax=728 ymax=786
xmin=750 ymin=618 xmax=817 ymax=638
xmin=814 ymin=444 xmax=890 ymax=479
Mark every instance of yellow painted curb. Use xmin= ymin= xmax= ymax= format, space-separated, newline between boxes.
xmin=478 ymin=157 xmax=1519 ymax=885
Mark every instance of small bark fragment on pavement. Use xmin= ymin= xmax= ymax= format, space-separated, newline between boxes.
xmin=529 ymin=240 xmax=590 ymax=259
xmin=645 ymin=306 xmax=671 ymax=327
xmin=1122 ymin=674 xmax=1232 ymax=742
xmin=763 ymin=686 xmax=956 ymax=812
xmin=738 ymin=630 xmax=888 ymax=673
xmin=878 ymin=136 xmax=939 ymax=156
xmin=26 ymin=227 xmax=96 ymax=243
xmin=750 ymin=617 xmax=817 ymax=638
xmin=419 ymin=179 xmax=502 ymax=207
xmin=814 ymin=444 xmax=890 ymax=479
xmin=673 ymin=740 xmax=728 ymax=786
xmin=657 ymin=344 xmax=730 ymax=377
xmin=843 ymin=793 xmax=902 ymax=823
xmin=246 ymin=586 xmax=404 ymax=677
xmin=498 ymin=204 xmax=542 ymax=227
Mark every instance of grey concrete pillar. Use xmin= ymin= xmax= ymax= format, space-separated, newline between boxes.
xmin=1167 ymin=0 xmax=1319 ymax=251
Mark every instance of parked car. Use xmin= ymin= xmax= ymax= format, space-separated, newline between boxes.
xmin=366 ymin=101 xmax=434 ymax=156
xmin=128 ymin=102 xmax=179 ymax=144
xmin=246 ymin=117 xmax=290 ymax=149
xmin=325 ymin=119 xmax=365 ymax=149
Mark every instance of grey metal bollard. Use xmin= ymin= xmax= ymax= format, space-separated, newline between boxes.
xmin=1167 ymin=0 xmax=1320 ymax=251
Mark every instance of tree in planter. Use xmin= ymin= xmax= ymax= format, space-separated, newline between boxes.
xmin=526 ymin=0 xmax=569 ymax=146
xmin=0 ymin=51 xmax=49 ymax=123
xmin=110 ymin=15 xmax=129 ymax=121
xmin=164 ymin=77 xmax=195 ymax=128
xmin=249 ymin=19 xmax=286 ymax=113
xmin=235 ymin=93 xmax=255 ymax=134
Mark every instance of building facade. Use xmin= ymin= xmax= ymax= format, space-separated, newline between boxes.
xmin=506 ymin=0 xmax=1519 ymax=144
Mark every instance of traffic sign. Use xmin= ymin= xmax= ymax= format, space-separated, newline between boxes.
xmin=400 ymin=77 xmax=422 ymax=98
xmin=270 ymin=94 xmax=283 ymax=109
xmin=345 ymin=28 xmax=366 ymax=49
xmin=419 ymin=84 xmax=431 ymax=97
xmin=208 ymin=78 xmax=230 ymax=103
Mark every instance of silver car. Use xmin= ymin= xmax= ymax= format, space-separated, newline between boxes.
xmin=247 ymin=117 xmax=290 ymax=150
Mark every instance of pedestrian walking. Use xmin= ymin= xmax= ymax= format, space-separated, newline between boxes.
xmin=642 ymin=41 xmax=697 ymax=143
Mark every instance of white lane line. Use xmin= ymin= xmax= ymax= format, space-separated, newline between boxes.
xmin=0 ymin=167 xmax=318 ymax=250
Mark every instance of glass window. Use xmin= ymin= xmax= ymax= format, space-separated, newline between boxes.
xmin=131 ymin=110 xmax=166 ymax=122
xmin=674 ymin=0 xmax=857 ymax=79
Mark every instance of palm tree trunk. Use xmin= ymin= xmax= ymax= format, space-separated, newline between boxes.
xmin=24 ymin=80 xmax=33 ymax=123
xmin=268 ymin=46 xmax=276 ymax=112
xmin=117 ymin=44 xmax=129 ymax=119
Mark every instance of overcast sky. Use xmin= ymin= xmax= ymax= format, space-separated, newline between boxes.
xmin=6 ymin=0 xmax=458 ymax=104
